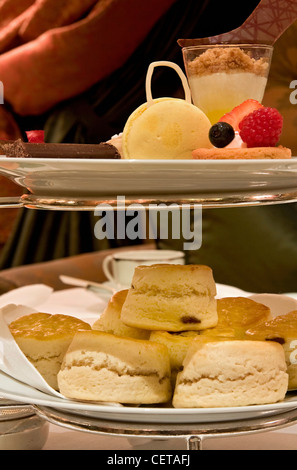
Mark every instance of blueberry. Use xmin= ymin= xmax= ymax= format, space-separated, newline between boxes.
xmin=209 ymin=122 xmax=235 ymax=148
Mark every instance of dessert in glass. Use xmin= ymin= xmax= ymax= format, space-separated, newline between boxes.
xmin=182 ymin=45 xmax=273 ymax=124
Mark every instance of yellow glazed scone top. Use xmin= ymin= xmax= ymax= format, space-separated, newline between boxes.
xmin=9 ymin=313 xmax=91 ymax=340
xmin=246 ymin=310 xmax=297 ymax=341
xmin=216 ymin=297 xmax=272 ymax=329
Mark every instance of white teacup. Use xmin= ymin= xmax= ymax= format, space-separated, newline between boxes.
xmin=102 ymin=249 xmax=185 ymax=287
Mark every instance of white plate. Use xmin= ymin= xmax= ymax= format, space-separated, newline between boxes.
xmin=1 ymin=371 xmax=297 ymax=424
xmin=0 ymin=157 xmax=297 ymax=208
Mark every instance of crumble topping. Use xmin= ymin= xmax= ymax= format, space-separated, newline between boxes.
xmin=187 ymin=47 xmax=269 ymax=77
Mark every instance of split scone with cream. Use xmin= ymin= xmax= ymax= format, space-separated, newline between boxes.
xmin=121 ymin=264 xmax=217 ymax=332
xmin=172 ymin=339 xmax=288 ymax=408
xmin=9 ymin=313 xmax=91 ymax=390
xmin=92 ymin=289 xmax=150 ymax=340
xmin=246 ymin=310 xmax=297 ymax=390
xmin=57 ymin=330 xmax=171 ymax=404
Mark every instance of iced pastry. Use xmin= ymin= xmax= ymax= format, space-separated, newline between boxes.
xmin=183 ymin=46 xmax=271 ymax=124
xmin=121 ymin=264 xmax=218 ymax=332
xmin=172 ymin=339 xmax=288 ymax=408
xmin=57 ymin=330 xmax=172 ymax=404
xmin=122 ymin=61 xmax=212 ymax=159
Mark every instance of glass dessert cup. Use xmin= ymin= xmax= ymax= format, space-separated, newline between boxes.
xmin=182 ymin=44 xmax=273 ymax=124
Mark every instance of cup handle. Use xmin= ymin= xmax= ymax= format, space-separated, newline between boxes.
xmin=102 ymin=255 xmax=115 ymax=283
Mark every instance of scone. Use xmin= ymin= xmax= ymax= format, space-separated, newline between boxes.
xmin=201 ymin=297 xmax=271 ymax=340
xmin=9 ymin=313 xmax=91 ymax=390
xmin=92 ymin=289 xmax=150 ymax=340
xmin=149 ymin=330 xmax=200 ymax=385
xmin=217 ymin=297 xmax=271 ymax=328
xmin=121 ymin=264 xmax=218 ymax=332
xmin=149 ymin=331 xmax=233 ymax=386
xmin=246 ymin=310 xmax=297 ymax=390
xmin=200 ymin=325 xmax=247 ymax=340
xmin=58 ymin=330 xmax=171 ymax=404
xmin=172 ymin=339 xmax=288 ymax=408
xmin=192 ymin=145 xmax=291 ymax=159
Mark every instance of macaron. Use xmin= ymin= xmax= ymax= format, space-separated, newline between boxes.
xmin=122 ymin=97 xmax=212 ymax=159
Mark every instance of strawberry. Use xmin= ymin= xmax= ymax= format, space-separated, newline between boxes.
xmin=26 ymin=130 xmax=45 ymax=143
xmin=219 ymin=99 xmax=264 ymax=132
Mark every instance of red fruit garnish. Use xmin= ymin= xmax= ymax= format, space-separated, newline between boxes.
xmin=26 ymin=130 xmax=45 ymax=143
xmin=219 ymin=99 xmax=263 ymax=132
xmin=239 ymin=107 xmax=283 ymax=148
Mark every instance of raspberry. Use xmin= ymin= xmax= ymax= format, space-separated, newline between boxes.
xmin=239 ymin=107 xmax=283 ymax=147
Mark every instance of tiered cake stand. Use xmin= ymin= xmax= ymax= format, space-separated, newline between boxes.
xmin=32 ymin=404 xmax=297 ymax=450
xmin=0 ymin=157 xmax=297 ymax=210
xmin=1 ymin=155 xmax=297 ymax=449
